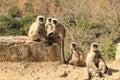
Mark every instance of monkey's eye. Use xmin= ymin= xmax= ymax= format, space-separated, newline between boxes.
xmin=48 ymin=19 xmax=52 ymax=22
xmin=39 ymin=18 xmax=44 ymax=22
xmin=53 ymin=20 xmax=57 ymax=24
xmin=93 ymin=45 xmax=98 ymax=48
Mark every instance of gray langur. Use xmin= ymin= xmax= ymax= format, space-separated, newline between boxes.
xmin=28 ymin=15 xmax=47 ymax=42
xmin=69 ymin=42 xmax=85 ymax=66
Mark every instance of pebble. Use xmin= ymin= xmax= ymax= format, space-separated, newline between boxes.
xmin=58 ymin=70 xmax=68 ymax=77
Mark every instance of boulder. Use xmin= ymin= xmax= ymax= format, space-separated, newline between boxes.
xmin=0 ymin=36 xmax=61 ymax=62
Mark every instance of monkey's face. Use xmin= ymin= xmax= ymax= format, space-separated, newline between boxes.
xmin=91 ymin=43 xmax=99 ymax=51
xmin=48 ymin=18 xmax=52 ymax=23
xmin=36 ymin=15 xmax=45 ymax=24
xmin=46 ymin=18 xmax=52 ymax=25
xmin=70 ymin=42 xmax=78 ymax=50
xmin=51 ymin=18 xmax=58 ymax=26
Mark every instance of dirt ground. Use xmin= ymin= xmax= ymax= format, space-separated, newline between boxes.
xmin=0 ymin=61 xmax=119 ymax=80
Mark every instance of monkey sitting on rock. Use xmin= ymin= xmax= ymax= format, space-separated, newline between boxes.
xmin=45 ymin=18 xmax=66 ymax=63
xmin=28 ymin=15 xmax=47 ymax=42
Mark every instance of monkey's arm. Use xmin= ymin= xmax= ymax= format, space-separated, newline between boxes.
xmin=77 ymin=49 xmax=84 ymax=55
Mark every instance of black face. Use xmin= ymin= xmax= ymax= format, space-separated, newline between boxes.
xmin=72 ymin=44 xmax=76 ymax=48
xmin=53 ymin=20 xmax=57 ymax=24
xmin=48 ymin=18 xmax=52 ymax=22
xmin=39 ymin=17 xmax=44 ymax=22
xmin=93 ymin=44 xmax=98 ymax=49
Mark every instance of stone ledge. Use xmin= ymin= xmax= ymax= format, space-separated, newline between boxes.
xmin=0 ymin=36 xmax=61 ymax=62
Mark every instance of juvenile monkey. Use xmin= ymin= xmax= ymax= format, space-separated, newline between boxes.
xmin=46 ymin=18 xmax=66 ymax=63
xmin=69 ymin=42 xmax=84 ymax=66
xmin=47 ymin=18 xmax=66 ymax=43
xmin=45 ymin=18 xmax=55 ymax=36
xmin=28 ymin=15 xmax=47 ymax=41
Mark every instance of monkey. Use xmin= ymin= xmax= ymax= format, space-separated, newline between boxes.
xmin=45 ymin=18 xmax=55 ymax=36
xmin=46 ymin=18 xmax=66 ymax=63
xmin=28 ymin=15 xmax=47 ymax=42
xmin=86 ymin=43 xmax=112 ymax=77
xmin=86 ymin=43 xmax=101 ymax=76
xmin=68 ymin=42 xmax=85 ymax=66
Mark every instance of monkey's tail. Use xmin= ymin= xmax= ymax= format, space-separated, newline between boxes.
xmin=105 ymin=66 xmax=112 ymax=75
xmin=61 ymin=40 xmax=67 ymax=64
xmin=65 ymin=50 xmax=73 ymax=64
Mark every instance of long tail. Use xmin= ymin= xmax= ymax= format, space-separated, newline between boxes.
xmin=105 ymin=66 xmax=112 ymax=75
xmin=61 ymin=40 xmax=66 ymax=63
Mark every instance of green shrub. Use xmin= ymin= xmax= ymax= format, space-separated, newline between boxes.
xmin=8 ymin=6 xmax=21 ymax=18
xmin=0 ymin=15 xmax=37 ymax=35
xmin=19 ymin=15 xmax=37 ymax=35
xmin=0 ymin=16 xmax=21 ymax=31
xmin=103 ymin=38 xmax=116 ymax=60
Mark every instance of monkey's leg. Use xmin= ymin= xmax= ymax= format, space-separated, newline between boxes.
xmin=39 ymin=30 xmax=47 ymax=41
xmin=69 ymin=59 xmax=74 ymax=65
xmin=74 ymin=59 xmax=79 ymax=66
xmin=80 ymin=55 xmax=85 ymax=65
xmin=30 ymin=33 xmax=41 ymax=41
xmin=91 ymin=62 xmax=99 ymax=76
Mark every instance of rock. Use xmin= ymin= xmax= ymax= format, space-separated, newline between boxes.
xmin=0 ymin=36 xmax=61 ymax=62
xmin=18 ymin=63 xmax=28 ymax=70
xmin=58 ymin=70 xmax=68 ymax=77
xmin=116 ymin=43 xmax=120 ymax=62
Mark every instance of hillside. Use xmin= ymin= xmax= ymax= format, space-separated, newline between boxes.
xmin=0 ymin=0 xmax=120 ymax=17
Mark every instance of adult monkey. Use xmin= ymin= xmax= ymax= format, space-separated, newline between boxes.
xmin=46 ymin=18 xmax=66 ymax=63
xmin=69 ymin=42 xmax=85 ymax=66
xmin=85 ymin=43 xmax=112 ymax=79
xmin=28 ymin=15 xmax=47 ymax=42
xmin=86 ymin=43 xmax=101 ymax=76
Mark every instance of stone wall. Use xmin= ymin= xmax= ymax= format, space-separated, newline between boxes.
xmin=0 ymin=36 xmax=61 ymax=62
xmin=115 ymin=43 xmax=120 ymax=62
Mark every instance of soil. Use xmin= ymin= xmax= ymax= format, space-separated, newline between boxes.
xmin=0 ymin=61 xmax=119 ymax=80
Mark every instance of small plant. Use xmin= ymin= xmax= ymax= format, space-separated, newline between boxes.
xmin=8 ymin=6 xmax=21 ymax=18
xmin=103 ymin=38 xmax=116 ymax=60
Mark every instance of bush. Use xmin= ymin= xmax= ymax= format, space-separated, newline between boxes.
xmin=8 ymin=6 xmax=21 ymax=18
xmin=0 ymin=15 xmax=37 ymax=35
xmin=19 ymin=15 xmax=37 ymax=35
xmin=0 ymin=16 xmax=22 ymax=35
xmin=103 ymin=38 xmax=116 ymax=60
